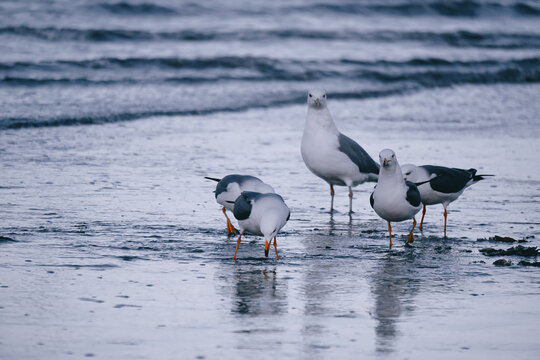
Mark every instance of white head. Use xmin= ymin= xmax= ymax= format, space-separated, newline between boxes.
xmin=307 ymin=89 xmax=327 ymax=109
xmin=379 ymin=149 xmax=397 ymax=170
xmin=260 ymin=209 xmax=287 ymax=256
xmin=401 ymin=164 xmax=419 ymax=182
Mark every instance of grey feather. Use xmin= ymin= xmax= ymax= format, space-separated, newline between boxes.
xmin=338 ymin=133 xmax=379 ymax=175
xmin=232 ymin=192 xmax=256 ymax=220
xmin=405 ymin=181 xmax=421 ymax=207
xmin=214 ymin=174 xmax=261 ymax=199
xmin=422 ymin=166 xmax=474 ymax=194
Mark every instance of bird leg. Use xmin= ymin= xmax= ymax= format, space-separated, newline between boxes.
xmin=329 ymin=184 xmax=335 ymax=212
xmin=273 ymin=236 xmax=279 ymax=260
xmin=388 ymin=222 xmax=392 ymax=248
xmin=407 ymin=218 xmax=417 ymax=244
xmin=443 ymin=208 xmax=448 ymax=237
xmin=222 ymin=207 xmax=236 ymax=235
xmin=348 ymin=186 xmax=354 ymax=214
xmin=419 ymin=205 xmax=426 ymax=231
xmin=232 ymin=231 xmax=244 ymax=260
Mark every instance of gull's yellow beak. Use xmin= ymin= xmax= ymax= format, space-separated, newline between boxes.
xmin=264 ymin=240 xmax=270 ymax=257
xmin=383 ymin=158 xmax=389 ymax=167
xmin=314 ymin=98 xmax=320 ymax=105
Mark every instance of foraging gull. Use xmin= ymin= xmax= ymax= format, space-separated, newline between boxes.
xmin=205 ymin=175 xmax=275 ymax=235
xmin=230 ymin=191 xmax=290 ymax=260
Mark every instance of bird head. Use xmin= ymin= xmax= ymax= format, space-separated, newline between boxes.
xmin=307 ymin=89 xmax=327 ymax=109
xmin=260 ymin=208 xmax=288 ymax=257
xmin=379 ymin=149 xmax=397 ymax=169
xmin=401 ymin=164 xmax=418 ymax=181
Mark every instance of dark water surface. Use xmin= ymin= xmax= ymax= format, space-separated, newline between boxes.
xmin=1 ymin=1 xmax=540 ymax=359
xmin=1 ymin=0 xmax=540 ymax=129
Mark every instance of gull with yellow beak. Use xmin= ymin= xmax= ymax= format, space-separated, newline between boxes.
xmin=301 ymin=89 xmax=379 ymax=213
xmin=370 ymin=149 xmax=422 ymax=248
xmin=229 ymin=191 xmax=290 ymax=260
xmin=205 ymin=175 xmax=275 ymax=235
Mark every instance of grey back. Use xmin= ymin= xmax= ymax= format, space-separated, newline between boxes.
xmin=338 ymin=133 xmax=379 ymax=175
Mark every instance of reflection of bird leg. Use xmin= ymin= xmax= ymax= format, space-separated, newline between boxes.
xmin=443 ymin=208 xmax=448 ymax=237
xmin=419 ymin=205 xmax=426 ymax=231
xmin=273 ymin=236 xmax=279 ymax=260
xmin=407 ymin=218 xmax=417 ymax=244
xmin=348 ymin=186 xmax=354 ymax=214
xmin=222 ymin=207 xmax=236 ymax=235
xmin=264 ymin=240 xmax=270 ymax=257
xmin=329 ymin=184 xmax=335 ymax=212
xmin=233 ymin=231 xmax=243 ymax=260
xmin=388 ymin=222 xmax=392 ymax=248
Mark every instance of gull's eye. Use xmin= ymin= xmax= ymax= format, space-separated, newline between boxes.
xmin=323 ymin=94 xmax=326 ymax=98
xmin=392 ymin=154 xmax=395 ymax=158
xmin=309 ymin=94 xmax=312 ymax=98
xmin=405 ymin=172 xmax=411 ymax=176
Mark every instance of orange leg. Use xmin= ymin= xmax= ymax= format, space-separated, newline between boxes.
xmin=232 ymin=231 xmax=243 ymax=260
xmin=273 ymin=236 xmax=279 ymax=260
xmin=407 ymin=218 xmax=417 ymax=244
xmin=443 ymin=208 xmax=448 ymax=237
xmin=329 ymin=184 xmax=335 ymax=212
xmin=388 ymin=222 xmax=392 ymax=248
xmin=222 ymin=207 xmax=236 ymax=235
xmin=419 ymin=205 xmax=426 ymax=231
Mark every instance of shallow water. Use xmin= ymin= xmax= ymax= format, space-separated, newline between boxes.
xmin=1 ymin=83 xmax=540 ymax=359
xmin=2 ymin=0 xmax=540 ymax=129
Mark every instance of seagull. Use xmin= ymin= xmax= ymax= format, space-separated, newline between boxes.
xmin=205 ymin=175 xmax=275 ymax=235
xmin=229 ymin=191 xmax=290 ymax=260
xmin=301 ymin=89 xmax=379 ymax=214
xmin=370 ymin=149 xmax=422 ymax=248
xmin=401 ymin=164 xmax=493 ymax=235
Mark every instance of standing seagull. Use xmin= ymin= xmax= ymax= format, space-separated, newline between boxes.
xmin=401 ymin=164 xmax=493 ymax=235
xmin=205 ymin=175 xmax=275 ymax=235
xmin=370 ymin=149 xmax=422 ymax=248
xmin=301 ymin=89 xmax=379 ymax=213
xmin=230 ymin=191 xmax=290 ymax=260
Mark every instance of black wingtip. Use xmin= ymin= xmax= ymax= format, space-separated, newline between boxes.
xmin=204 ymin=176 xmax=221 ymax=182
xmin=414 ymin=179 xmax=432 ymax=186
xmin=473 ymin=174 xmax=494 ymax=181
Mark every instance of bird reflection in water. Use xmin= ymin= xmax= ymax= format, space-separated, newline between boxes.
xmin=371 ymin=251 xmax=420 ymax=353
xmin=327 ymin=212 xmax=354 ymax=238
xmin=231 ymin=266 xmax=288 ymax=316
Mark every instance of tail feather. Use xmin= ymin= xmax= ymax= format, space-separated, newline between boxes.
xmin=204 ymin=176 xmax=221 ymax=182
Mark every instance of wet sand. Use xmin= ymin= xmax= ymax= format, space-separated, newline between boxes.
xmin=1 ymin=84 xmax=539 ymax=359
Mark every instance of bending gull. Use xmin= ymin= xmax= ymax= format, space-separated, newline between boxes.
xmin=205 ymin=175 xmax=275 ymax=235
xmin=229 ymin=191 xmax=290 ymax=260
